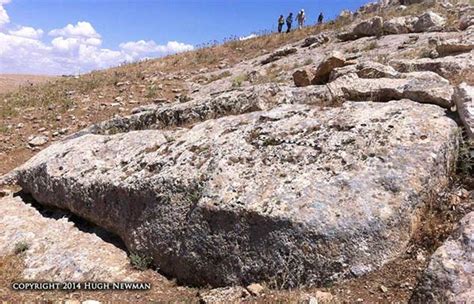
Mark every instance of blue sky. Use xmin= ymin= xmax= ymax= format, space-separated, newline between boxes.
xmin=0 ymin=0 xmax=370 ymax=74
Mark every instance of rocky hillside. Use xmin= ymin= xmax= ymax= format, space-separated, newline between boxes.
xmin=0 ymin=0 xmax=473 ymax=303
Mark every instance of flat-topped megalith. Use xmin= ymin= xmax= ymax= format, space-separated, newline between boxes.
xmin=2 ymin=100 xmax=459 ymax=287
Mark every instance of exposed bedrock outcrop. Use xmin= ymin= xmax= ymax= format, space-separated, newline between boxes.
xmin=328 ymin=71 xmax=454 ymax=108
xmin=410 ymin=212 xmax=474 ymax=303
xmin=3 ymin=100 xmax=459 ymax=287
xmin=389 ymin=52 xmax=474 ymax=82
xmin=338 ymin=11 xmax=446 ymax=41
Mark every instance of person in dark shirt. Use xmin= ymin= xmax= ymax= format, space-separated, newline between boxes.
xmin=286 ymin=13 xmax=293 ymax=33
xmin=278 ymin=15 xmax=285 ymax=33
xmin=318 ymin=12 xmax=324 ymax=24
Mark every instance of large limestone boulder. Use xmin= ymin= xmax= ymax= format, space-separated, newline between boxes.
xmin=301 ymin=34 xmax=330 ymax=48
xmin=0 ymin=195 xmax=138 ymax=281
xmin=2 ymin=100 xmax=459 ymax=287
xmin=454 ymin=83 xmax=474 ymax=139
xmin=327 ymin=71 xmax=454 ymax=108
xmin=293 ymin=69 xmax=315 ymax=87
xmin=390 ymin=52 xmax=474 ymax=82
xmin=413 ymin=11 xmax=446 ymax=32
xmin=330 ymin=61 xmax=400 ymax=81
xmin=459 ymin=6 xmax=474 ymax=30
xmin=410 ymin=212 xmax=474 ymax=303
xmin=436 ymin=38 xmax=474 ymax=57
xmin=338 ymin=17 xmax=384 ymax=41
xmin=261 ymin=48 xmax=297 ymax=65
xmin=353 ymin=17 xmax=384 ymax=37
xmin=312 ymin=51 xmax=346 ymax=84
xmin=383 ymin=16 xmax=417 ymax=34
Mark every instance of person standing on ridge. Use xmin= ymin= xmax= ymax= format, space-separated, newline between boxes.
xmin=278 ymin=15 xmax=285 ymax=33
xmin=318 ymin=12 xmax=324 ymax=24
xmin=297 ymin=9 xmax=306 ymax=29
xmin=286 ymin=13 xmax=293 ymax=33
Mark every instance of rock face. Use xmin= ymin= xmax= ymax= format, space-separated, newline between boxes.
xmin=293 ymin=69 xmax=315 ymax=87
xmin=413 ymin=11 xmax=446 ymax=32
xmin=339 ymin=11 xmax=446 ymax=41
xmin=436 ymin=38 xmax=474 ymax=57
xmin=383 ymin=17 xmax=415 ymax=34
xmin=261 ymin=48 xmax=297 ymax=65
xmin=199 ymin=286 xmax=250 ymax=303
xmin=410 ymin=212 xmax=474 ymax=303
xmin=28 ymin=135 xmax=48 ymax=147
xmin=330 ymin=61 xmax=400 ymax=81
xmin=312 ymin=51 xmax=346 ymax=84
xmin=3 ymin=100 xmax=459 ymax=287
xmin=389 ymin=52 xmax=474 ymax=82
xmin=454 ymin=83 xmax=474 ymax=139
xmin=338 ymin=17 xmax=384 ymax=41
xmin=0 ymin=195 xmax=138 ymax=281
xmin=328 ymin=70 xmax=454 ymax=108
xmin=353 ymin=16 xmax=384 ymax=37
xmin=301 ymin=34 xmax=330 ymax=48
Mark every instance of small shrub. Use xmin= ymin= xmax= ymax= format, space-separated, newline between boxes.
xmin=363 ymin=40 xmax=379 ymax=51
xmin=207 ymin=71 xmax=232 ymax=84
xmin=458 ymin=135 xmax=473 ymax=177
xmin=129 ymin=252 xmax=153 ymax=270
xmin=232 ymin=74 xmax=249 ymax=87
xmin=14 ymin=241 xmax=29 ymax=255
xmin=145 ymin=85 xmax=158 ymax=98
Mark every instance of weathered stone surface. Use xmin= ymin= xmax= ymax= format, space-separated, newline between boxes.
xmin=454 ymin=83 xmax=474 ymax=139
xmin=301 ymin=34 xmax=330 ymax=48
xmin=293 ymin=69 xmax=315 ymax=87
xmin=436 ymin=38 xmax=474 ymax=56
xmin=261 ymin=48 xmax=297 ymax=65
xmin=383 ymin=17 xmax=415 ymax=34
xmin=79 ymin=88 xmax=267 ymax=136
xmin=410 ymin=212 xmax=474 ymax=303
xmin=329 ymin=61 xmax=400 ymax=82
xmin=389 ymin=52 xmax=474 ymax=82
xmin=28 ymin=135 xmax=48 ymax=147
xmin=246 ymin=283 xmax=265 ymax=296
xmin=356 ymin=61 xmax=400 ymax=78
xmin=3 ymin=100 xmax=459 ymax=287
xmin=199 ymin=286 xmax=250 ymax=303
xmin=459 ymin=6 xmax=474 ymax=30
xmin=338 ymin=17 xmax=384 ymax=41
xmin=327 ymin=71 xmax=454 ymax=108
xmin=0 ymin=195 xmax=138 ymax=281
xmin=312 ymin=51 xmax=346 ymax=84
xmin=413 ymin=11 xmax=446 ymax=32
xmin=355 ymin=17 xmax=383 ymax=35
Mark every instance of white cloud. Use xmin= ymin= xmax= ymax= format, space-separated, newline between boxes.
xmin=239 ymin=33 xmax=257 ymax=41
xmin=49 ymin=21 xmax=100 ymax=39
xmin=9 ymin=26 xmax=44 ymax=39
xmin=0 ymin=3 xmax=194 ymax=75
xmin=0 ymin=0 xmax=10 ymax=28
xmin=119 ymin=40 xmax=194 ymax=58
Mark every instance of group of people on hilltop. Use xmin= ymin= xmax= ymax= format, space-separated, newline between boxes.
xmin=278 ymin=10 xmax=324 ymax=33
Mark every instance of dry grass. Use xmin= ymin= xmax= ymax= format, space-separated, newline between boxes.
xmin=0 ymin=74 xmax=55 ymax=94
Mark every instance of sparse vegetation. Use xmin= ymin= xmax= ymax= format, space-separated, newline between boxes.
xmin=363 ymin=40 xmax=379 ymax=51
xmin=232 ymin=74 xmax=249 ymax=87
xmin=13 ymin=241 xmax=29 ymax=255
xmin=457 ymin=135 xmax=473 ymax=178
xmin=145 ymin=85 xmax=159 ymax=98
xmin=129 ymin=252 xmax=153 ymax=270
xmin=206 ymin=71 xmax=232 ymax=84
